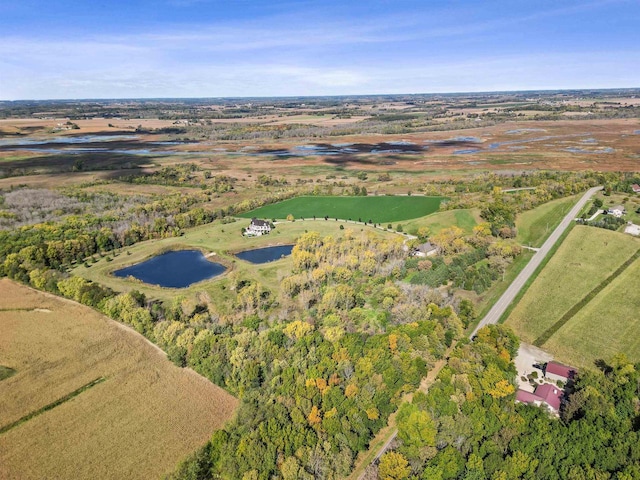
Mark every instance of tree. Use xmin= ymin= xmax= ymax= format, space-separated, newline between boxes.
xmin=397 ymin=403 xmax=437 ymax=458
xmin=417 ymin=226 xmax=431 ymax=241
xmin=378 ymin=452 xmax=411 ymax=480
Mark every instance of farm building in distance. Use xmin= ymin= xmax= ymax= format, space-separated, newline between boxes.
xmin=412 ymin=242 xmax=440 ymax=257
xmin=631 ymin=184 xmax=640 ymax=194
xmin=245 ymin=218 xmax=272 ymax=236
xmin=607 ymin=205 xmax=626 ymax=217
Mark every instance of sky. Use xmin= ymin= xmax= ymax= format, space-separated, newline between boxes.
xmin=0 ymin=0 xmax=639 ymax=99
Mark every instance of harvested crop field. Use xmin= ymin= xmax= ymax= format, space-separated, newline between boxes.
xmin=0 ymin=279 xmax=238 ymax=480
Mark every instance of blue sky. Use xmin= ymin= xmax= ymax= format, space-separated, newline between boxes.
xmin=0 ymin=0 xmax=638 ymax=99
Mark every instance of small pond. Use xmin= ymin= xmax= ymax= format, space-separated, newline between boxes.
xmin=235 ymin=245 xmax=294 ymax=264
xmin=113 ymin=250 xmax=225 ymax=288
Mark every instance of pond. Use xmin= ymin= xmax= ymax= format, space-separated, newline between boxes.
xmin=235 ymin=245 xmax=294 ymax=264
xmin=113 ymin=250 xmax=225 ymax=288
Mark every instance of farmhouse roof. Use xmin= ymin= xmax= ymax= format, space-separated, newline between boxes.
xmin=516 ymin=389 xmax=540 ymax=404
xmin=417 ymin=242 xmax=438 ymax=253
xmin=545 ymin=361 xmax=576 ymax=380
xmin=250 ymin=218 xmax=270 ymax=227
xmin=534 ymin=383 xmax=563 ymax=411
xmin=632 ymin=184 xmax=640 ymax=193
xmin=516 ymin=385 xmax=564 ymax=411
xmin=610 ymin=205 xmax=625 ymax=212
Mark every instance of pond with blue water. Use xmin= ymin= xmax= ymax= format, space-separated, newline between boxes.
xmin=235 ymin=245 xmax=294 ymax=264
xmin=113 ymin=250 xmax=225 ymax=288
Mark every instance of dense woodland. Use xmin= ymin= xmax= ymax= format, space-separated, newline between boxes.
xmin=376 ymin=325 xmax=640 ymax=480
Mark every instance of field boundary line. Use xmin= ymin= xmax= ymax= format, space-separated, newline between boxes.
xmin=0 ymin=377 xmax=106 ymax=435
xmin=496 ymin=224 xmax=575 ymax=325
xmin=534 ymin=248 xmax=640 ymax=347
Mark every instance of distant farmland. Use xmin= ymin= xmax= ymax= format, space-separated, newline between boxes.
xmin=0 ymin=279 xmax=238 ymax=480
xmin=238 ymin=195 xmax=446 ymax=223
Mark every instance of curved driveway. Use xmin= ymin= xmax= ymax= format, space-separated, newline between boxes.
xmin=471 ymin=186 xmax=602 ymax=337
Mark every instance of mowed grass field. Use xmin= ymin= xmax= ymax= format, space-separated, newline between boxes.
xmin=400 ymin=208 xmax=481 ymax=235
xmin=544 ymin=258 xmax=640 ymax=368
xmin=238 ymin=195 xmax=446 ymax=223
xmin=516 ymin=194 xmax=580 ymax=247
xmin=506 ymin=226 xmax=640 ymax=367
xmin=0 ymin=280 xmax=238 ymax=480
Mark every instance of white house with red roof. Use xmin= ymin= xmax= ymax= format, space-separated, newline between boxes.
xmin=545 ymin=361 xmax=577 ymax=383
xmin=631 ymin=184 xmax=640 ymax=194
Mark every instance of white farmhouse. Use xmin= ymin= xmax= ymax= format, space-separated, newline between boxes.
xmin=245 ymin=218 xmax=272 ymax=236
xmin=607 ymin=205 xmax=626 ymax=217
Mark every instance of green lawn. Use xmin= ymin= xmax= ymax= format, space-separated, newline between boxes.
xmin=516 ymin=195 xmax=580 ymax=247
xmin=593 ymin=192 xmax=640 ymax=227
xmin=238 ymin=195 xmax=446 ymax=223
xmin=544 ymin=257 xmax=640 ymax=368
xmin=401 ymin=208 xmax=481 ymax=236
xmin=506 ymin=226 xmax=640 ymax=354
xmin=73 ymin=219 xmax=400 ymax=307
xmin=0 ymin=366 xmax=16 ymax=381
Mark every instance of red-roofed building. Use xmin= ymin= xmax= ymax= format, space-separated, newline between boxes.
xmin=632 ymin=184 xmax=640 ymax=194
xmin=516 ymin=383 xmax=564 ymax=413
xmin=545 ymin=361 xmax=577 ymax=383
xmin=534 ymin=383 xmax=563 ymax=411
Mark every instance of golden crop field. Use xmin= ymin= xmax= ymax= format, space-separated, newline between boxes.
xmin=0 ymin=279 xmax=238 ymax=480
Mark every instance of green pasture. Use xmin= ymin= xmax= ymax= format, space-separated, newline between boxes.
xmin=401 ymin=208 xmax=481 ymax=236
xmin=237 ymin=195 xmax=446 ymax=223
xmin=543 ymin=257 xmax=640 ymax=368
xmin=516 ymin=194 xmax=579 ymax=247
xmin=506 ymin=226 xmax=640 ymax=360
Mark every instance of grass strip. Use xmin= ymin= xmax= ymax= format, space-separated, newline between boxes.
xmin=497 ymin=222 xmax=577 ymax=325
xmin=0 ymin=366 xmax=16 ymax=381
xmin=534 ymin=248 xmax=640 ymax=347
xmin=0 ymin=377 xmax=106 ymax=435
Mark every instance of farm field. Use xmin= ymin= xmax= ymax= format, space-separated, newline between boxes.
xmin=544 ymin=257 xmax=640 ymax=368
xmin=237 ymin=195 xmax=446 ymax=223
xmin=505 ymin=226 xmax=640 ymax=366
xmin=0 ymin=279 xmax=238 ymax=480
xmin=516 ymin=194 xmax=580 ymax=247
xmin=73 ymin=219 xmax=400 ymax=305
xmin=400 ymin=208 xmax=481 ymax=235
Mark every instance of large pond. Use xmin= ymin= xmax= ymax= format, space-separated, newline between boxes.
xmin=113 ymin=250 xmax=225 ymax=288
xmin=235 ymin=245 xmax=294 ymax=264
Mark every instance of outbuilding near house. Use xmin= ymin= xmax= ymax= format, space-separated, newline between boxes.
xmin=544 ymin=361 xmax=577 ymax=383
xmin=412 ymin=242 xmax=440 ymax=257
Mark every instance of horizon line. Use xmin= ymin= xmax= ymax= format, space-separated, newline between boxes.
xmin=2 ymin=86 xmax=640 ymax=103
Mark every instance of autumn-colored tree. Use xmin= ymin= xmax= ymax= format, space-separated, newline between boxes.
xmin=308 ymin=405 xmax=322 ymax=426
xmin=378 ymin=452 xmax=411 ymax=480
xmin=283 ymin=320 xmax=313 ymax=341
